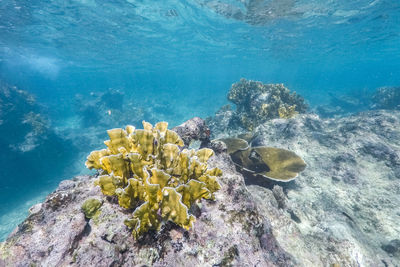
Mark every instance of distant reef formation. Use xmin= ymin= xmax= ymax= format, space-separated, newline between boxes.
xmin=0 ymin=81 xmax=75 ymax=197
xmin=74 ymin=88 xmax=185 ymax=130
xmin=317 ymin=86 xmax=400 ymax=118
xmin=372 ymin=86 xmax=400 ymax=110
xmin=207 ymin=78 xmax=307 ymax=133
xmin=2 ymin=110 xmax=400 ymax=266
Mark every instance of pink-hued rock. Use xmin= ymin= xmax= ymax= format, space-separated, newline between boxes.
xmin=0 ymin=153 xmax=293 ymax=266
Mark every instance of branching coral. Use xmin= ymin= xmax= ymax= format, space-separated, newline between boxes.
xmin=86 ymin=121 xmax=222 ymax=239
xmin=228 ymin=78 xmax=307 ymax=130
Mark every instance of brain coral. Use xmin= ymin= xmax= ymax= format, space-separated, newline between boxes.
xmin=228 ymin=78 xmax=308 ymax=130
xmin=86 ymin=121 xmax=222 ymax=239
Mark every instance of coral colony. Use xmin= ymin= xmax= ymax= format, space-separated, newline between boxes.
xmin=86 ymin=121 xmax=222 ymax=239
xmin=228 ymin=78 xmax=308 ymax=130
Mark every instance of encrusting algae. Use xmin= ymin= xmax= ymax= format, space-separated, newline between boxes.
xmin=86 ymin=121 xmax=222 ymax=239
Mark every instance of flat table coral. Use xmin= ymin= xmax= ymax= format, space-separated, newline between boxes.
xmin=86 ymin=121 xmax=222 ymax=239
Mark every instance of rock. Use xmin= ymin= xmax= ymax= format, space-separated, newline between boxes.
xmin=371 ymin=86 xmax=400 ymax=110
xmin=172 ymin=117 xmax=211 ymax=147
xmin=244 ymin=110 xmax=400 ymax=266
xmin=209 ymin=139 xmax=228 ymax=155
xmin=0 ymin=81 xmax=77 ymax=241
xmin=272 ymin=185 xmax=287 ymax=210
xmin=2 ymin=112 xmax=400 ymax=266
xmin=382 ymin=239 xmax=400 ymax=256
xmin=0 ymin=155 xmax=293 ymax=266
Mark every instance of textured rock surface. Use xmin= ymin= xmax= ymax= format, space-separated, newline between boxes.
xmin=2 ymin=111 xmax=400 ymax=266
xmin=212 ymin=110 xmax=400 ymax=266
xmin=172 ymin=117 xmax=211 ymax=148
xmin=372 ymin=86 xmax=400 ymax=110
xmin=0 ymin=81 xmax=76 ymax=241
xmin=0 ymin=156 xmax=293 ymax=266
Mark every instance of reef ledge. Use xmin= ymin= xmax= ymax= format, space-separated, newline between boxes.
xmin=1 ymin=111 xmax=400 ymax=266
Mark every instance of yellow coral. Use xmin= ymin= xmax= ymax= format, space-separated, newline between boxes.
xmin=132 ymin=129 xmax=154 ymax=159
xmin=155 ymin=121 xmax=168 ymax=137
xmin=198 ymin=174 xmax=221 ymax=196
xmin=176 ymin=180 xmax=211 ymax=208
xmin=100 ymin=154 xmax=130 ymax=180
xmin=86 ymin=121 xmax=222 ymax=239
xmin=196 ymin=148 xmax=214 ymax=163
xmin=85 ymin=149 xmax=109 ymax=169
xmin=95 ymin=174 xmax=123 ymax=196
xmin=278 ymin=105 xmax=298 ymax=119
xmin=161 ymin=187 xmax=196 ymax=230
xmin=116 ymin=178 xmax=145 ymax=209
xmin=125 ymin=202 xmax=161 ymax=239
xmin=161 ymin=143 xmax=180 ymax=169
xmin=104 ymin=128 xmax=132 ymax=154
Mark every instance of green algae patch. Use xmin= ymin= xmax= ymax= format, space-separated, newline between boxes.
xmin=81 ymin=198 xmax=103 ymax=219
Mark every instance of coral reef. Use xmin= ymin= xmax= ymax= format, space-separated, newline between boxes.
xmin=206 ymin=79 xmax=308 ymax=137
xmin=172 ymin=117 xmax=211 ymax=148
xmin=210 ymin=106 xmax=400 ymax=265
xmin=371 ymin=86 xmax=400 ymax=110
xmin=86 ymin=121 xmax=222 ymax=238
xmin=0 ymin=118 xmax=293 ymax=266
xmin=207 ymin=79 xmax=308 ymax=133
xmin=0 ymin=81 xmax=76 ymax=240
xmin=74 ymin=89 xmax=133 ymax=128
xmin=225 ymin=78 xmax=307 ymax=130
xmin=216 ymin=137 xmax=306 ymax=182
xmin=81 ymin=198 xmax=102 ymax=219
xmin=315 ymin=90 xmax=373 ymax=118
xmin=74 ymin=89 xmax=198 ymax=132
xmin=243 ymin=110 xmax=400 ymax=266
xmin=0 ymin=81 xmax=48 ymax=152
xmin=2 ymin=113 xmax=400 ymax=265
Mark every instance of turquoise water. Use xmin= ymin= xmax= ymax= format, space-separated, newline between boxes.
xmin=1 ymin=0 xmax=400 ymax=240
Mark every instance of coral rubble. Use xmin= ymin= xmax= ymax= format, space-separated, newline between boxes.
xmin=86 ymin=121 xmax=222 ymax=238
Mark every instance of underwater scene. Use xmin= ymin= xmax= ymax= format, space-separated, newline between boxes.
xmin=1 ymin=0 xmax=400 ymax=266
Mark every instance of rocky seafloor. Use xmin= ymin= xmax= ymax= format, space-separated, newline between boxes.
xmin=1 ymin=110 xmax=400 ymax=266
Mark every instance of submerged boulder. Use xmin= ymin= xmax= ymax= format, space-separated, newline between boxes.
xmin=2 ymin=111 xmax=400 ymax=266
xmin=0 ymin=118 xmax=294 ymax=266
